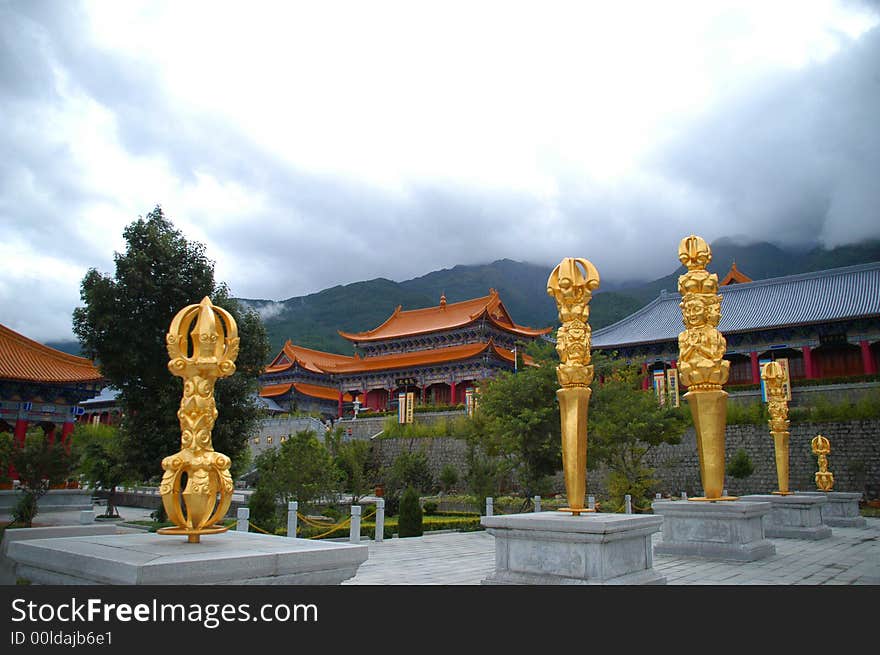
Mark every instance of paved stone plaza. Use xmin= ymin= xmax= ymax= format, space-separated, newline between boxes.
xmin=9 ymin=506 xmax=879 ymax=585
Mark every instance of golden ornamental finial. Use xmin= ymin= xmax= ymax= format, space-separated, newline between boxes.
xmin=159 ymin=296 xmax=240 ymax=543
xmin=762 ymin=360 xmax=791 ymax=495
xmin=811 ymin=434 xmax=834 ymax=491
xmin=547 ymin=257 xmax=599 ymax=515
xmin=676 ymin=236 xmax=734 ymax=501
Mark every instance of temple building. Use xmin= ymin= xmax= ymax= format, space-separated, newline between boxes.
xmin=260 ymin=289 xmax=552 ymax=417
xmin=591 ymin=262 xmax=880 ymax=388
xmin=0 ymin=323 xmax=103 ymax=467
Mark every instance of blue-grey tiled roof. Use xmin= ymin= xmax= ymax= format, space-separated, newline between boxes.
xmin=592 ymin=262 xmax=880 ymax=349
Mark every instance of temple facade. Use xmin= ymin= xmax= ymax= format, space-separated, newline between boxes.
xmin=0 ymin=323 xmax=103 ymax=479
xmin=591 ymin=262 xmax=880 ymax=389
xmin=260 ymin=289 xmax=551 ymax=417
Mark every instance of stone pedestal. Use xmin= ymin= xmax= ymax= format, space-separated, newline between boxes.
xmin=651 ymin=500 xmax=775 ymax=561
xmin=1 ymin=525 xmax=119 ymax=585
xmin=739 ymin=494 xmax=831 ymax=540
xmin=480 ymin=512 xmax=665 ymax=585
xmin=796 ymin=491 xmax=867 ymax=527
xmin=0 ymin=488 xmax=93 ymax=515
xmin=5 ymin=531 xmax=368 ymax=585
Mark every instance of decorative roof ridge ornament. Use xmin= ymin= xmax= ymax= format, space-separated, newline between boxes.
xmin=547 ymin=257 xmax=600 ymax=515
xmin=159 ymin=296 xmax=239 ymax=543
xmin=676 ymin=236 xmax=735 ymax=502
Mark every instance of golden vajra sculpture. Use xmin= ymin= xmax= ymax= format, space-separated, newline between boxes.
xmin=547 ymin=257 xmax=600 ymax=515
xmin=762 ymin=361 xmax=792 ymax=495
xmin=811 ymin=434 xmax=834 ymax=491
xmin=158 ymin=297 xmax=239 ymax=543
xmin=677 ymin=236 xmax=735 ymax=501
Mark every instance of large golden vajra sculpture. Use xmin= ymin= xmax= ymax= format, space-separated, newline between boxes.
xmin=811 ymin=434 xmax=834 ymax=491
xmin=761 ymin=361 xmax=792 ymax=495
xmin=677 ymin=236 xmax=735 ymax=501
xmin=158 ymin=297 xmax=239 ymax=543
xmin=547 ymin=257 xmax=600 ymax=515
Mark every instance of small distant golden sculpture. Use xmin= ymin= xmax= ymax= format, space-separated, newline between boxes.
xmin=547 ymin=257 xmax=600 ymax=515
xmin=677 ymin=236 xmax=735 ymax=501
xmin=158 ymin=297 xmax=239 ymax=543
xmin=762 ymin=361 xmax=792 ymax=495
xmin=811 ymin=434 xmax=834 ymax=491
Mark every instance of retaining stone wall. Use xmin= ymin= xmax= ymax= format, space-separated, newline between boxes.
xmin=371 ymin=437 xmax=469 ymax=487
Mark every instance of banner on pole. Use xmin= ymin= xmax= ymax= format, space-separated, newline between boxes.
xmin=652 ymin=370 xmax=667 ymax=406
xmin=398 ymin=392 xmax=407 ymax=424
xmin=405 ymin=391 xmax=414 ymax=424
xmin=667 ymin=368 xmax=680 ymax=408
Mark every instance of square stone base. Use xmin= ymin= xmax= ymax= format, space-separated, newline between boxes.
xmin=480 ymin=512 xmax=665 ymax=585
xmin=739 ymin=494 xmax=831 ymax=540
xmin=796 ymin=491 xmax=867 ymax=527
xmin=651 ymin=500 xmax=776 ymax=561
xmin=6 ymin=531 xmax=368 ymax=585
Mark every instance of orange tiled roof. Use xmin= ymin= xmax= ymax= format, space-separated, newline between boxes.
xmin=720 ymin=262 xmax=753 ymax=286
xmin=338 ymin=289 xmax=551 ymax=343
xmin=0 ymin=323 xmax=102 ymax=384
xmin=259 ymin=381 xmax=352 ymax=402
xmin=319 ymin=339 xmax=530 ymax=374
xmin=265 ymin=341 xmax=357 ymax=374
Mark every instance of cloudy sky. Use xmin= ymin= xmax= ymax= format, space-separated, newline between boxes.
xmin=2 ymin=0 xmax=879 ymax=343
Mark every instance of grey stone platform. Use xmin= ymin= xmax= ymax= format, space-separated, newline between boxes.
xmin=739 ymin=493 xmax=831 ymax=540
xmin=651 ymin=499 xmax=776 ymax=561
xmin=480 ymin=511 xmax=665 ymax=584
xmin=5 ymin=530 xmax=368 ymax=585
xmin=0 ymin=489 xmax=92 ymax=513
xmin=796 ymin=491 xmax=867 ymax=527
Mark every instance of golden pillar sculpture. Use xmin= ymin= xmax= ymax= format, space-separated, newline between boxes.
xmin=761 ymin=361 xmax=792 ymax=495
xmin=811 ymin=434 xmax=834 ymax=491
xmin=676 ymin=236 xmax=735 ymax=501
xmin=547 ymin=257 xmax=600 ymax=515
xmin=158 ymin=297 xmax=239 ymax=543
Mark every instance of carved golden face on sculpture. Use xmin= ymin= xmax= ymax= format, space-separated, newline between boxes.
xmin=681 ymin=297 xmax=707 ymax=329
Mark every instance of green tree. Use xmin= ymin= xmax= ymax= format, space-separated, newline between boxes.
xmin=726 ymin=448 xmax=754 ymax=480
xmin=327 ymin=430 xmax=375 ymax=504
xmin=475 ymin=341 xmax=561 ymax=501
xmin=439 ymin=463 xmax=459 ymax=493
xmin=248 ymin=485 xmax=281 ymax=534
xmin=72 ymin=423 xmax=131 ymax=518
xmin=588 ymin=356 xmax=689 ymax=511
xmin=253 ymin=430 xmax=340 ymax=512
xmin=72 ymin=206 xmax=270 ymax=482
xmin=1 ymin=429 xmax=73 ymax=527
xmin=397 ymin=487 xmax=423 ymax=537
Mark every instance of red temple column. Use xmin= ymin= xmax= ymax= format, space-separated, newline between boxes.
xmin=13 ymin=418 xmax=28 ymax=446
xmin=641 ymin=363 xmax=650 ymax=390
xmin=750 ymin=351 xmax=760 ymax=384
xmin=803 ymin=345 xmax=815 ymax=379
xmin=450 ymin=381 xmax=457 ymax=406
xmin=861 ymin=341 xmax=877 ymax=375
xmin=61 ymin=420 xmax=76 ymax=453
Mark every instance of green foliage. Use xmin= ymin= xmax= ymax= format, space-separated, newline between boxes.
xmin=0 ymin=432 xmax=13 ymax=485
xmin=2 ymin=430 xmax=74 ymax=527
xmin=381 ymin=450 xmax=433 ymax=514
xmin=726 ymin=401 xmax=768 ymax=425
xmin=398 ymin=487 xmax=423 ymax=537
xmin=462 ymin=433 xmax=506 ymax=514
xmin=72 ymin=206 xmax=270 ymax=482
xmin=379 ymin=414 xmax=472 ymax=439
xmin=71 ymin=423 xmax=131 ymax=518
xmin=439 ymin=463 xmax=459 ymax=492
xmin=326 ymin=429 xmax=375 ymax=503
xmin=475 ymin=356 xmax=561 ymax=498
xmin=726 ymin=448 xmax=755 ymax=479
xmin=248 ymin=485 xmax=280 ymax=533
xmin=422 ymin=501 xmax=438 ymax=515
xmin=253 ymin=430 xmax=340 ymax=512
xmin=801 ymin=389 xmax=880 ymax=421
xmin=588 ymin=355 xmax=688 ymax=510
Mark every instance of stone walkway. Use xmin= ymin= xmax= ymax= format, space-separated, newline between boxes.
xmin=14 ymin=506 xmax=879 ymax=585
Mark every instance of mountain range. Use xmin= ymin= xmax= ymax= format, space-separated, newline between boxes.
xmin=47 ymin=237 xmax=880 ymax=358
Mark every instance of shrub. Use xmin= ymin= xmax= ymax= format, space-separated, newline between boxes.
xmin=422 ymin=501 xmax=438 ymax=515
xmin=439 ymin=463 xmax=459 ymax=492
xmin=726 ymin=448 xmax=754 ymax=479
xmin=248 ymin=486 xmax=280 ymax=533
xmin=398 ymin=487 xmax=423 ymax=537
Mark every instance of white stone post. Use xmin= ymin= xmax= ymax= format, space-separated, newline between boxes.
xmin=681 ymin=491 xmax=687 ymax=500
xmin=236 ymin=507 xmax=249 ymax=532
xmin=486 ymin=497 xmax=493 ymax=517
xmin=723 ymin=489 xmax=728 ymax=497
xmin=655 ymin=493 xmax=662 ymax=501
xmin=287 ymin=501 xmax=298 ymax=538
xmin=533 ymin=495 xmax=541 ymax=512
xmin=588 ymin=495 xmax=595 ymax=510
xmin=625 ymin=494 xmax=632 ymax=514
xmin=350 ymin=505 xmax=361 ymax=543
xmin=79 ymin=510 xmax=95 ymax=524
xmin=375 ymin=498 xmax=385 ymax=542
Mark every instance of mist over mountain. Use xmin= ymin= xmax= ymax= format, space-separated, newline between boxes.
xmin=47 ymin=237 xmax=880 ymax=358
